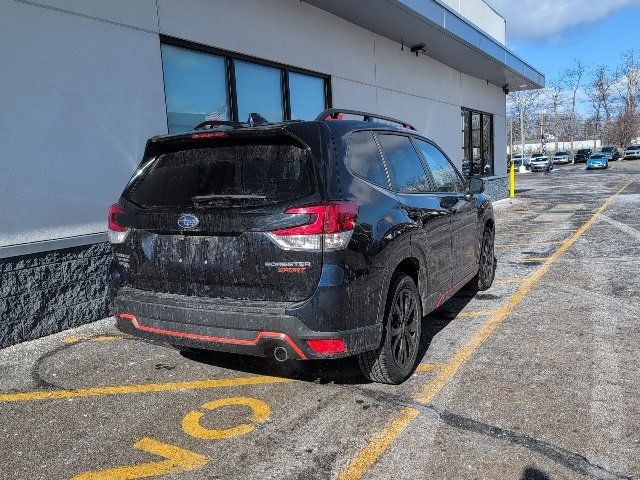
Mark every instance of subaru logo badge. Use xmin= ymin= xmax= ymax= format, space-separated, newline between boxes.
xmin=178 ymin=214 xmax=199 ymax=230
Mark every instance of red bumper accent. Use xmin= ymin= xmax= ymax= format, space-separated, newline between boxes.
xmin=117 ymin=313 xmax=308 ymax=360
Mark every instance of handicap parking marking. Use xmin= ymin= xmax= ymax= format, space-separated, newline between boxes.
xmin=72 ymin=437 xmax=208 ymax=480
xmin=72 ymin=395 xmax=272 ymax=479
xmin=181 ymin=396 xmax=271 ymax=440
xmin=0 ymin=375 xmax=291 ymax=403
xmin=336 ymin=179 xmax=634 ymax=480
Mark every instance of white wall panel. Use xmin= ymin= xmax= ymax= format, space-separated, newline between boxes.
xmin=0 ymin=0 xmax=166 ymax=247
xmin=158 ymin=0 xmax=377 ymax=85
xmin=0 ymin=0 xmax=507 ymax=250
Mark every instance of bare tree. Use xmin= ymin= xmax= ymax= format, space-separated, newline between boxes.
xmin=560 ymin=59 xmax=585 ymax=153
xmin=543 ymin=82 xmax=564 ymax=152
xmin=507 ymin=89 xmax=541 ymax=155
xmin=619 ymin=48 xmax=640 ymax=115
xmin=612 ymin=48 xmax=640 ymax=146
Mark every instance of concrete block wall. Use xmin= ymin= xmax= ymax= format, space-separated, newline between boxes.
xmin=0 ymin=244 xmax=111 ymax=348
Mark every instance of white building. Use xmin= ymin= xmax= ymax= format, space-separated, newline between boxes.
xmin=0 ymin=0 xmax=544 ymax=346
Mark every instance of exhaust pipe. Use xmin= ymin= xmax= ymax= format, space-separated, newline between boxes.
xmin=273 ymin=346 xmax=288 ymax=362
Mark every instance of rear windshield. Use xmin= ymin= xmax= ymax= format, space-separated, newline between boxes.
xmin=128 ymin=136 xmax=313 ymax=208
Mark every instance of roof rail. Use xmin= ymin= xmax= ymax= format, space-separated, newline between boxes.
xmin=316 ymin=108 xmax=416 ymax=130
xmin=194 ymin=120 xmax=245 ymax=130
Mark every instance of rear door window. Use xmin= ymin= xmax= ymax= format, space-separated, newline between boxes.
xmin=376 ymin=134 xmax=431 ymax=193
xmin=346 ymin=131 xmax=388 ymax=188
xmin=128 ymin=136 xmax=313 ymax=208
xmin=415 ymin=139 xmax=465 ymax=193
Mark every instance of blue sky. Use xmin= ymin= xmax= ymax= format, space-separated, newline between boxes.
xmin=485 ymin=0 xmax=640 ymax=84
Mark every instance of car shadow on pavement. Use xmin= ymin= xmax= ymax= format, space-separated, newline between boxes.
xmin=180 ymin=291 xmax=475 ymax=385
xmin=415 ymin=291 xmax=475 ymax=362
xmin=521 ymin=467 xmax=551 ymax=480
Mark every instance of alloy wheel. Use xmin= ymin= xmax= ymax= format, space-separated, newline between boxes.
xmin=479 ymin=229 xmax=495 ymax=286
xmin=389 ymin=288 xmax=419 ymax=368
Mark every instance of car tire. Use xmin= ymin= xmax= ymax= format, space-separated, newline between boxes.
xmin=357 ymin=273 xmax=422 ymax=385
xmin=468 ymin=224 xmax=495 ymax=291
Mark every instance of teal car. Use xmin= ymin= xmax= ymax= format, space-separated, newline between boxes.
xmin=586 ymin=153 xmax=609 ymax=170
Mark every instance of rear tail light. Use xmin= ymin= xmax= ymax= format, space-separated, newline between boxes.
xmin=108 ymin=204 xmax=129 ymax=244
xmin=306 ymin=338 xmax=346 ymax=355
xmin=267 ymin=201 xmax=358 ymax=251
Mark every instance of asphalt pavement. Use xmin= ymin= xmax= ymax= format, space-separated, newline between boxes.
xmin=1 ymin=160 xmax=639 ymax=480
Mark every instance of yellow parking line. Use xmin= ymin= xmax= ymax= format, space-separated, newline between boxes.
xmin=335 ymin=179 xmax=633 ymax=480
xmin=62 ymin=336 xmax=82 ymax=343
xmin=497 ymin=229 xmax=579 ymax=236
xmin=512 ymin=257 xmax=550 ymax=264
xmin=415 ymin=363 xmax=441 ymax=372
xmin=497 ymin=241 xmax=565 ymax=248
xmin=0 ymin=375 xmax=291 ymax=403
xmin=336 ymin=407 xmax=420 ymax=480
xmin=455 ymin=310 xmax=498 ymax=318
xmin=92 ymin=335 xmax=121 ymax=342
xmin=494 ymin=278 xmax=528 ymax=285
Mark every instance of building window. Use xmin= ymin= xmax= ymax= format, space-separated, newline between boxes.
xmin=161 ymin=44 xmax=230 ymax=134
xmin=289 ymin=72 xmax=326 ymax=121
xmin=235 ymin=61 xmax=283 ymax=123
xmin=461 ymin=108 xmax=493 ymax=177
xmin=160 ymin=37 xmax=330 ymax=133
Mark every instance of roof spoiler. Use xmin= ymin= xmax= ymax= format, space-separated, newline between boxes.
xmin=316 ymin=108 xmax=416 ymax=130
xmin=194 ymin=120 xmax=245 ymax=130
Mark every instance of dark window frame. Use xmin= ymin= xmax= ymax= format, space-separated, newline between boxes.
xmin=414 ymin=136 xmax=466 ymax=194
xmin=345 ymin=130 xmax=392 ymax=190
xmin=461 ymin=107 xmax=494 ymax=178
xmin=160 ymin=35 xmax=332 ymax=127
xmin=373 ymin=132 xmax=435 ymax=194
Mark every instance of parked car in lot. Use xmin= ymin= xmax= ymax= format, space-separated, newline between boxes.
xmin=586 ymin=152 xmax=609 ymax=169
xmin=511 ymin=154 xmax=528 ymax=169
xmin=108 ymin=108 xmax=496 ymax=385
xmin=552 ymin=151 xmax=572 ymax=164
xmin=529 ymin=155 xmax=553 ymax=172
xmin=624 ymin=145 xmax=640 ymax=159
xmin=574 ymin=148 xmax=592 ymax=163
xmin=599 ymin=146 xmax=621 ymax=161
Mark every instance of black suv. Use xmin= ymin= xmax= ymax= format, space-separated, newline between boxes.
xmin=109 ymin=109 xmax=495 ymax=384
xmin=574 ymin=148 xmax=592 ymax=163
xmin=600 ymin=146 xmax=621 ymax=161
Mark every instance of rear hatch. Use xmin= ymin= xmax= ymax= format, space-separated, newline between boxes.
xmin=112 ymin=128 xmax=326 ymax=302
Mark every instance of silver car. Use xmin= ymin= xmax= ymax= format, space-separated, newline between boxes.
xmin=530 ymin=156 xmax=554 ymax=172
xmin=552 ymin=151 xmax=571 ymax=164
xmin=623 ymin=145 xmax=640 ymax=159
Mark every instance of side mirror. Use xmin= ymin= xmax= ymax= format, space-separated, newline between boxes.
xmin=468 ymin=177 xmax=484 ymax=195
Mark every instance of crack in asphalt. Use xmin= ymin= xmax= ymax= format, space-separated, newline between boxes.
xmin=30 ymin=334 xmax=143 ymax=390
xmin=342 ymin=384 xmax=637 ymax=480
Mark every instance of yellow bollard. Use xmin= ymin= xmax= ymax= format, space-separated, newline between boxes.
xmin=509 ymin=161 xmax=515 ymax=198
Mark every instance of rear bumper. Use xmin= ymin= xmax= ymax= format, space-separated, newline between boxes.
xmin=113 ymin=287 xmax=381 ymax=360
